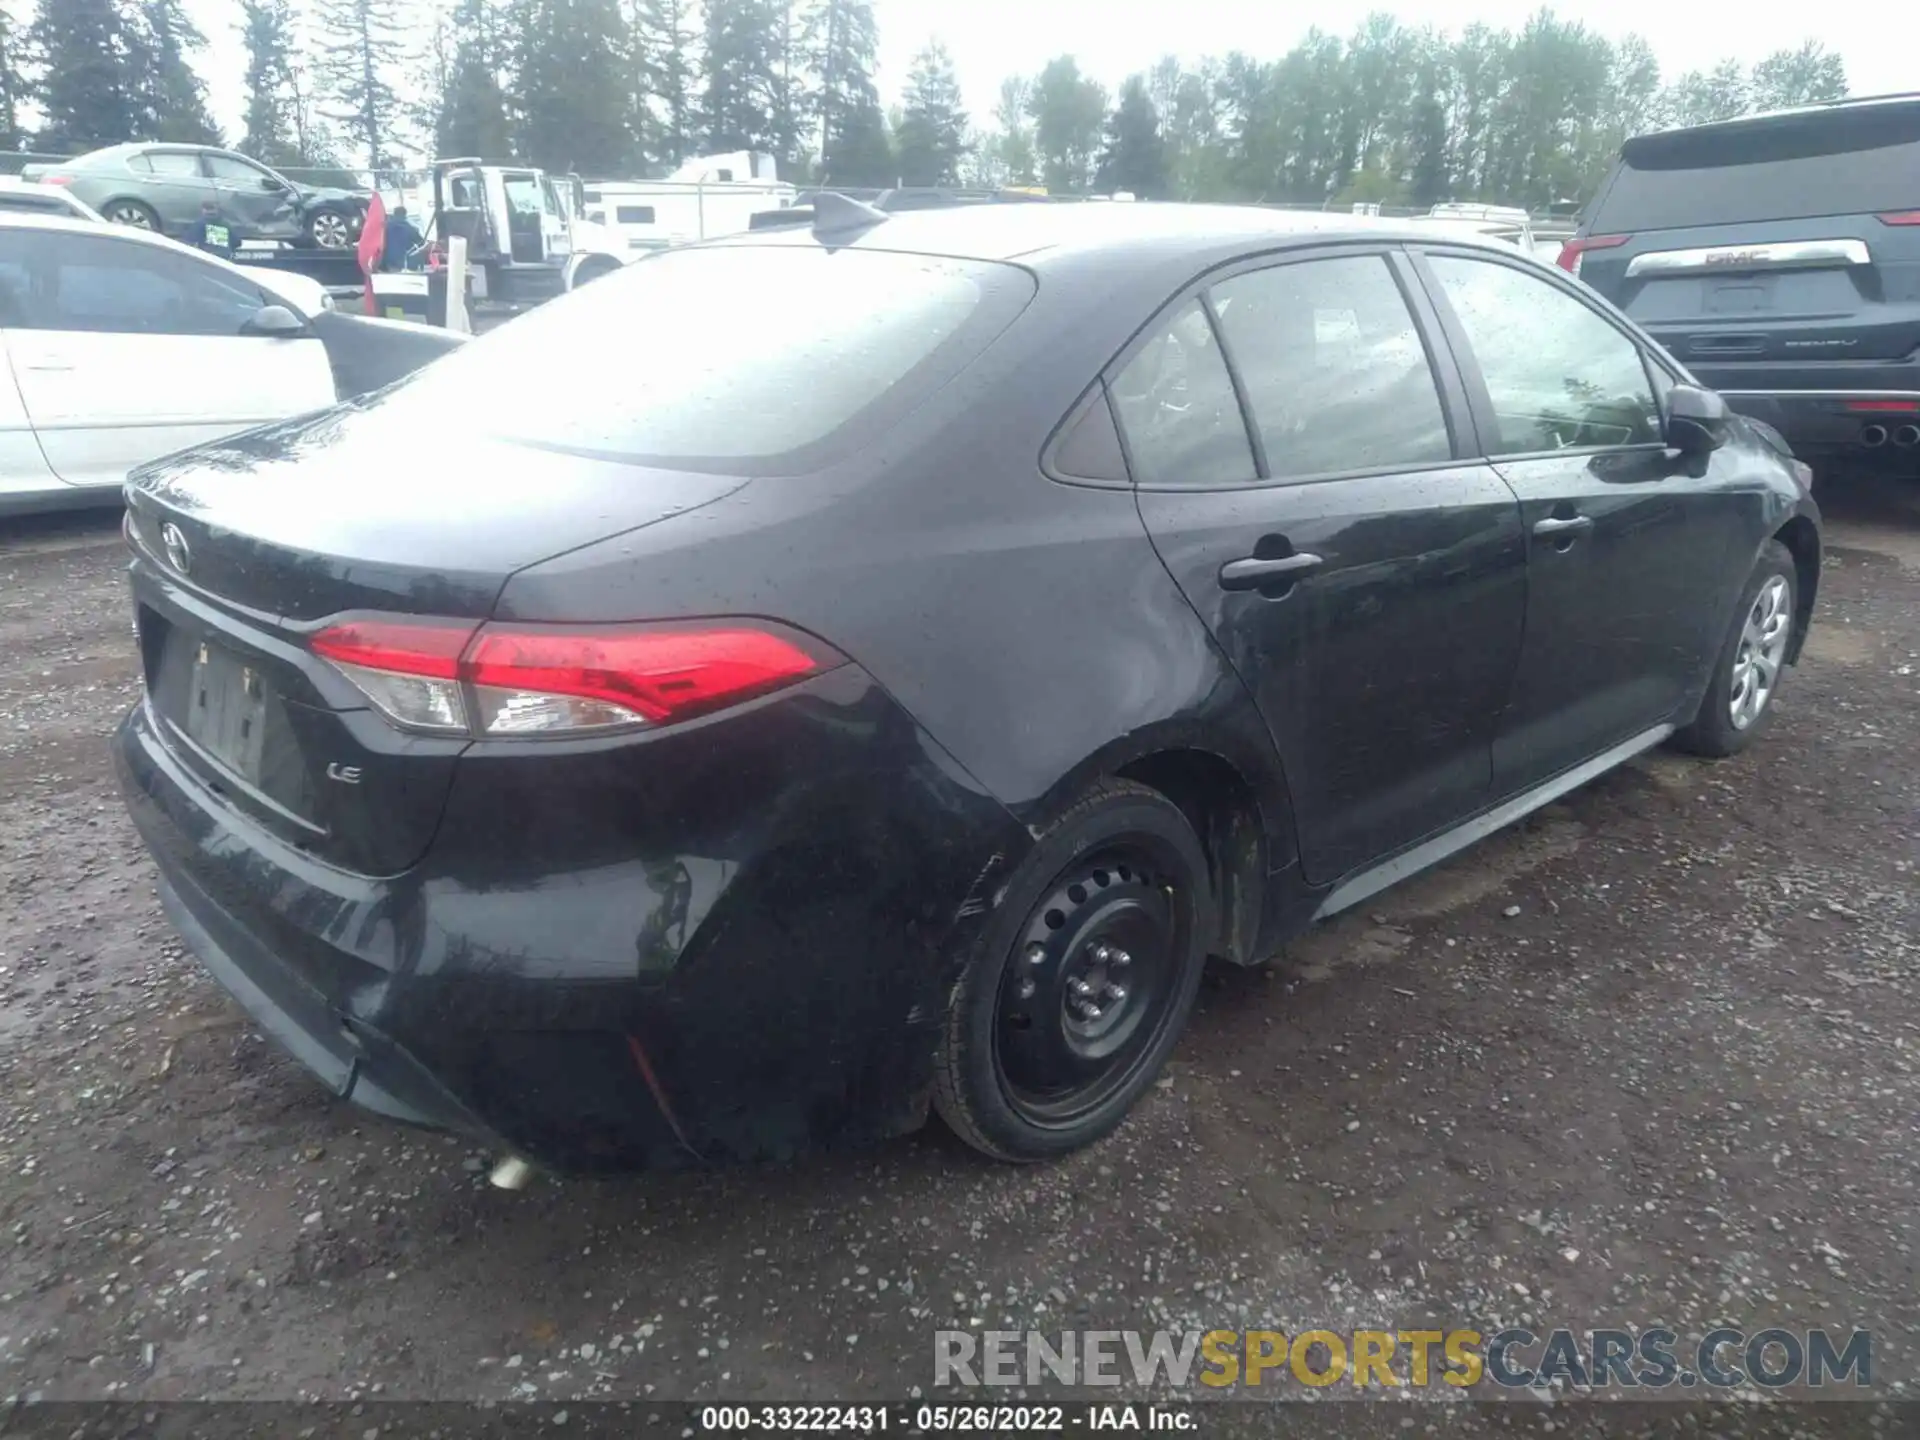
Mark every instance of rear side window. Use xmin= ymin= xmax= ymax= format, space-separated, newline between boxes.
xmin=141 ymin=151 xmax=204 ymax=179
xmin=1108 ymin=300 xmax=1256 ymax=487
xmin=373 ymin=245 xmax=1034 ymax=473
xmin=616 ymin=205 xmax=657 ymax=224
xmin=1427 ymin=254 xmax=1661 ymax=455
xmin=1210 ymin=255 xmax=1452 ymax=479
xmin=1594 ymin=104 xmax=1920 ymax=230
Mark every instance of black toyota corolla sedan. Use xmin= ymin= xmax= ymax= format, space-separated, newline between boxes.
xmin=115 ymin=201 xmax=1821 ymax=1174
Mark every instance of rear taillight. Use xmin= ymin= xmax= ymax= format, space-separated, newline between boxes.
xmin=310 ymin=616 xmax=835 ymax=738
xmin=1556 ymin=233 xmax=1628 ymax=276
xmin=40 ymin=174 xmax=73 ymax=187
xmin=1877 ymin=211 xmax=1920 ymax=226
xmin=1844 ymin=399 xmax=1920 ymax=412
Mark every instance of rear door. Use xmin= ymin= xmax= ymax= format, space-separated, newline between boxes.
xmin=1574 ymin=102 xmax=1920 ymax=379
xmin=1129 ymin=247 xmax=1528 ymax=884
xmin=2 ymin=228 xmax=335 ymax=489
xmin=129 ymin=148 xmax=218 ymax=237
xmin=1413 ymin=245 xmax=1751 ymax=793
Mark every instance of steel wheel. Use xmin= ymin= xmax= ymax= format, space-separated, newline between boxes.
xmin=310 ymin=211 xmax=353 ymax=248
xmin=105 ymin=201 xmax=156 ymax=230
xmin=1729 ymin=574 xmax=1791 ymax=730
xmin=992 ymin=841 xmax=1192 ymax=1129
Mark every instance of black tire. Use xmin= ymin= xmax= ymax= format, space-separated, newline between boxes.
xmin=102 ymin=198 xmax=161 ymax=232
xmin=1673 ymin=540 xmax=1798 ymax=758
xmin=932 ymin=778 xmax=1212 ymax=1162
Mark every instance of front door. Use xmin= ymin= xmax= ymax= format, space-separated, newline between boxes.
xmin=201 ymin=151 xmax=300 ymax=242
xmin=1412 ymin=247 xmax=1751 ymax=793
xmin=0 ymin=229 xmax=335 ymax=489
xmin=1126 ymin=249 xmax=1528 ymax=884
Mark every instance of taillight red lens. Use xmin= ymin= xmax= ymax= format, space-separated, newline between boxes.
xmin=310 ymin=617 xmax=833 ymax=737
xmin=1556 ymin=233 xmax=1629 ymax=275
xmin=41 ymin=174 xmax=73 ymax=187
xmin=1877 ymin=211 xmax=1920 ymax=226
xmin=1845 ymin=399 xmax=1920 ymax=412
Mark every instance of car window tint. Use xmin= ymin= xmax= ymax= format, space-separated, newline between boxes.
xmin=1427 ymin=254 xmax=1661 ymax=455
xmin=363 ymin=246 xmax=1034 ymax=475
xmin=0 ymin=231 xmax=267 ymax=336
xmin=205 ymin=154 xmax=269 ymax=182
xmin=616 ymin=205 xmax=656 ymax=224
xmin=142 ymin=152 xmax=203 ymax=178
xmin=1108 ymin=300 xmax=1256 ymax=487
xmin=125 ymin=154 xmax=154 ymax=175
xmin=1211 ymin=256 xmax=1452 ymax=479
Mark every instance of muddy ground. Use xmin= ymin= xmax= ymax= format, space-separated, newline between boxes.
xmin=1 ymin=477 xmax=1917 ymax=1427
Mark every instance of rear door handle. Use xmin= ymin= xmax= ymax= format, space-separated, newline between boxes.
xmin=1218 ymin=552 xmax=1324 ymax=591
xmin=1532 ymin=515 xmax=1594 ymax=538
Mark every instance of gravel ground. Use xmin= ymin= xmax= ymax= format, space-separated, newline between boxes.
xmin=2 ymin=476 xmax=1918 ymax=1426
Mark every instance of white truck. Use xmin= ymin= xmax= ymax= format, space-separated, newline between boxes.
xmin=581 ymin=151 xmax=797 ymax=253
xmin=427 ymin=159 xmax=632 ymax=305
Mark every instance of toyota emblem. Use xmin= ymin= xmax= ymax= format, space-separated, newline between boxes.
xmin=160 ymin=522 xmax=191 ymax=576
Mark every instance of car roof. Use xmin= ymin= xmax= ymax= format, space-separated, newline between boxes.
xmin=717 ymin=200 xmax=1526 ymax=270
xmin=1624 ymin=91 xmax=1920 ymax=159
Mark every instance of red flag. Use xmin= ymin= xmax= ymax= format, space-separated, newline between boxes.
xmin=356 ymin=190 xmax=387 ymax=316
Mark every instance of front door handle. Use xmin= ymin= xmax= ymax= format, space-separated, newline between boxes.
xmin=1532 ymin=514 xmax=1594 ymax=538
xmin=1219 ymin=552 xmax=1324 ymax=591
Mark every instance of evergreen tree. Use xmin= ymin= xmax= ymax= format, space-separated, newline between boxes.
xmin=895 ymin=40 xmax=967 ymax=186
xmin=132 ymin=0 xmax=221 ymax=144
xmin=700 ymin=0 xmax=777 ymax=153
xmin=805 ymin=0 xmax=882 ymax=184
xmin=28 ymin=0 xmax=140 ymax=151
xmin=631 ymin=0 xmax=696 ymax=166
xmin=517 ymin=0 xmax=635 ymax=173
xmin=438 ymin=0 xmax=513 ymax=159
xmin=0 ymin=3 xmax=27 ymax=150
xmin=1027 ymin=55 xmax=1105 ymax=194
xmin=1094 ymin=74 xmax=1165 ymax=197
xmin=314 ymin=0 xmax=408 ymax=167
xmin=240 ymin=0 xmax=304 ymax=164
xmin=765 ymin=0 xmax=808 ymax=174
xmin=990 ymin=75 xmax=1037 ymax=186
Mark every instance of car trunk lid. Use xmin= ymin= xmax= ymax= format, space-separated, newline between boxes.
xmin=124 ymin=403 xmax=747 ymax=875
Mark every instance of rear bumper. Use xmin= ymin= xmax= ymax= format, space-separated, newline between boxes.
xmin=1674 ymin=354 xmax=1920 ymax=457
xmin=116 ymin=667 xmax=1030 ymax=1173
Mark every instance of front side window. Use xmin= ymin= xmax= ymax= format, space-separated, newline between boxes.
xmin=1108 ymin=300 xmax=1256 ymax=487
xmin=1426 ymin=254 xmax=1661 ymax=455
xmin=0 ymin=231 xmax=269 ymax=337
xmin=1210 ymin=255 xmax=1453 ymax=479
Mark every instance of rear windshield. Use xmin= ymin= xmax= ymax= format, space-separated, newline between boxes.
xmin=378 ymin=244 xmax=1032 ymax=474
xmin=1593 ymin=104 xmax=1920 ymax=231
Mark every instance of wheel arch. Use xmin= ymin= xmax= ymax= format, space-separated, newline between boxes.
xmin=567 ymin=253 xmax=624 ymax=289
xmin=1020 ymin=725 xmax=1295 ymax=968
xmin=1770 ymin=512 xmax=1820 ymax=665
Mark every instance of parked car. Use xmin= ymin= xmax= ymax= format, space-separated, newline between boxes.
xmin=115 ymin=203 xmax=1820 ymax=1176
xmin=0 ymin=176 xmax=108 ymax=222
xmin=1564 ymin=93 xmax=1920 ymax=473
xmin=0 ymin=211 xmax=466 ymax=517
xmin=23 ymin=143 xmax=369 ymax=250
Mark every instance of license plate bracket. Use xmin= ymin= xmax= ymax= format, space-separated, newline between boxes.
xmin=183 ymin=640 xmax=271 ymax=784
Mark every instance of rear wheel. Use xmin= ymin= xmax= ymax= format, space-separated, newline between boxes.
xmin=932 ymin=780 xmax=1211 ymax=1161
xmin=103 ymin=199 xmax=160 ymax=231
xmin=1673 ymin=540 xmax=1797 ymax=758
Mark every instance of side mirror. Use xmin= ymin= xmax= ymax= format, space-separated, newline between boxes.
xmin=1665 ymin=383 xmax=1730 ymax=456
xmin=259 ymin=175 xmax=287 ymax=192
xmin=241 ymin=303 xmax=307 ymax=338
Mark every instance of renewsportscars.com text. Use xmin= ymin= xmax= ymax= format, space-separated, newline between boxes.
xmin=934 ymin=1327 xmax=1872 ymax=1390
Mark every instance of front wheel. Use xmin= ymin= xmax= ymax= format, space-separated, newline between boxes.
xmin=932 ymin=779 xmax=1212 ymax=1161
xmin=305 ymin=207 xmax=356 ymax=249
xmin=1673 ymin=540 xmax=1797 ymax=758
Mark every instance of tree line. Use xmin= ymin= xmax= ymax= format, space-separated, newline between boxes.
xmin=5 ymin=1 xmax=1847 ymax=208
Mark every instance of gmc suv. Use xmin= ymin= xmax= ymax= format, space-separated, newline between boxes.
xmin=1564 ymin=94 xmax=1920 ymax=474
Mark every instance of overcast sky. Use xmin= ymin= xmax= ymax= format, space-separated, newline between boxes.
xmin=184 ymin=0 xmax=1912 ymax=157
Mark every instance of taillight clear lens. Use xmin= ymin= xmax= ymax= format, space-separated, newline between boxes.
xmin=310 ymin=617 xmax=834 ymax=738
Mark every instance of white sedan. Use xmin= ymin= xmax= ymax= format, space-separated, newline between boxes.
xmin=0 ymin=209 xmax=463 ymax=518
